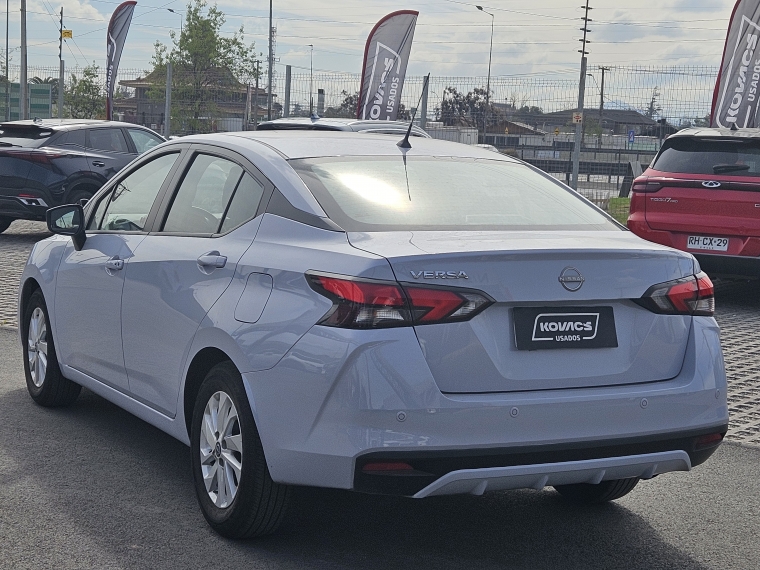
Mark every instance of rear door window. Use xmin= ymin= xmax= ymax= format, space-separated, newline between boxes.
xmin=162 ymin=154 xmax=244 ymax=234
xmin=87 ymin=128 xmax=130 ymax=154
xmin=219 ymin=173 xmax=266 ymax=233
xmin=52 ymin=129 xmax=86 ymax=149
xmin=128 ymin=128 xmax=164 ymax=154
xmin=653 ymin=138 xmax=760 ymax=176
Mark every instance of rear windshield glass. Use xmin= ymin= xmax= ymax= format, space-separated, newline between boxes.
xmin=0 ymin=127 xmax=53 ymax=148
xmin=652 ymin=137 xmax=760 ymax=176
xmin=290 ymin=156 xmax=620 ymax=232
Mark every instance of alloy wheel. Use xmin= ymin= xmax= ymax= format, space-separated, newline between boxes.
xmin=200 ymin=391 xmax=243 ymax=508
xmin=27 ymin=307 xmax=48 ymax=388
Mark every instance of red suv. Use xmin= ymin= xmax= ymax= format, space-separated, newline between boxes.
xmin=628 ymin=127 xmax=760 ymax=277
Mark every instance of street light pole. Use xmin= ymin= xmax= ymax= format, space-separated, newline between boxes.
xmin=308 ymin=44 xmax=313 ymax=115
xmin=167 ymin=9 xmax=183 ymax=47
xmin=476 ymin=5 xmax=493 ymax=144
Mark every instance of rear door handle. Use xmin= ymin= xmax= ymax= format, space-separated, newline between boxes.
xmin=92 ymin=161 xmax=105 ymax=167
xmin=197 ymin=251 xmax=227 ymax=269
xmin=105 ymin=257 xmax=124 ymax=272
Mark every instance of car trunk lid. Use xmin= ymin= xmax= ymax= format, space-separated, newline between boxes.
xmin=348 ymin=230 xmax=695 ymax=393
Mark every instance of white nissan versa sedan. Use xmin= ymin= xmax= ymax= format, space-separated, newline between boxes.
xmin=19 ymin=131 xmax=728 ymax=538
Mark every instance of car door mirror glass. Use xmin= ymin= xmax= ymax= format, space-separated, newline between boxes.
xmin=46 ymin=204 xmax=86 ymax=250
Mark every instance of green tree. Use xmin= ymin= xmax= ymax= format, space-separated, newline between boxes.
xmin=440 ymin=86 xmax=500 ymax=129
xmin=323 ymin=90 xmax=358 ymax=118
xmin=66 ymin=64 xmax=105 ymax=119
xmin=150 ymin=0 xmax=258 ymax=133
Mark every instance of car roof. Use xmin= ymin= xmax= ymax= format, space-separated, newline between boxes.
xmin=180 ymin=130 xmax=516 ymax=161
xmin=670 ymin=127 xmax=760 ymax=140
xmin=256 ymin=117 xmax=431 ymax=137
xmin=0 ymin=119 xmax=155 ymax=131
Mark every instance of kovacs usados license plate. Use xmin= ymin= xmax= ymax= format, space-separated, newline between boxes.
xmin=687 ymin=236 xmax=729 ymax=252
xmin=513 ymin=307 xmax=618 ymax=351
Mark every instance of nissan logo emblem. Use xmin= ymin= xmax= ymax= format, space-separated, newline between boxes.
xmin=702 ymin=181 xmax=722 ymax=188
xmin=559 ymin=267 xmax=585 ymax=292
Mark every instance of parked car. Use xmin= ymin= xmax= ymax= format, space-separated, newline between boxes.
xmin=628 ymin=127 xmax=760 ymax=277
xmin=0 ymin=119 xmax=164 ymax=233
xmin=256 ymin=116 xmax=431 ymax=137
xmin=22 ymin=131 xmax=727 ymax=539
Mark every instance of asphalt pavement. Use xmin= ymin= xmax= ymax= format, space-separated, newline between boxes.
xmin=1 ymin=327 xmax=759 ymax=570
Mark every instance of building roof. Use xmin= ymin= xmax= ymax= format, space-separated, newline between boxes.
xmin=543 ymin=108 xmax=657 ymax=125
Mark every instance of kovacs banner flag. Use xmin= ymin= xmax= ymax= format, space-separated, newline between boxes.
xmin=712 ymin=0 xmax=760 ymax=128
xmin=357 ymin=10 xmax=418 ymax=121
xmin=105 ymin=1 xmax=137 ymax=120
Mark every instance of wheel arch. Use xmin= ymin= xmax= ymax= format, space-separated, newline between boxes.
xmin=20 ymin=277 xmax=42 ymax=317
xmin=183 ymin=347 xmax=234 ymax=438
xmin=64 ymin=181 xmax=101 ymax=203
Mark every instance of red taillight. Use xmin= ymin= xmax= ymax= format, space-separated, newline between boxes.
xmin=635 ymin=272 xmax=714 ymax=316
xmin=307 ymin=272 xmax=493 ymax=329
xmin=631 ymin=177 xmax=662 ymax=193
xmin=0 ymin=149 xmax=68 ymax=164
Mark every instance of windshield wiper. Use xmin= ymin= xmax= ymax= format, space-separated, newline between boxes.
xmin=713 ymin=163 xmax=751 ymax=174
xmin=0 ymin=142 xmax=22 ymax=147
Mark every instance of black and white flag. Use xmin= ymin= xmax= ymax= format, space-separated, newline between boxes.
xmin=105 ymin=1 xmax=137 ymax=120
xmin=357 ymin=11 xmax=418 ymax=121
xmin=712 ymin=0 xmax=760 ymax=128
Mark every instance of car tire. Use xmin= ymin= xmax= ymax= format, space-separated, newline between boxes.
xmin=22 ymin=290 xmax=81 ymax=407
xmin=554 ymin=477 xmax=640 ymax=504
xmin=0 ymin=216 xmax=12 ymax=234
xmin=190 ymin=361 xmax=290 ymax=538
xmin=67 ymin=188 xmax=95 ymax=207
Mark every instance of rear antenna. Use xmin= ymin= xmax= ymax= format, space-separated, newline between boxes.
xmin=397 ymin=73 xmax=430 ymax=149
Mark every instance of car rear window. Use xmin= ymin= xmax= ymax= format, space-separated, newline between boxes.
xmin=290 ymin=156 xmax=620 ymax=232
xmin=0 ymin=127 xmax=53 ymax=148
xmin=652 ymin=137 xmax=760 ymax=176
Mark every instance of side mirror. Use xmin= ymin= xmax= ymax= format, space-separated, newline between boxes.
xmin=46 ymin=204 xmax=86 ymax=251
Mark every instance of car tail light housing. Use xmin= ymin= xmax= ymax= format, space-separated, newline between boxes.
xmin=306 ymin=272 xmax=494 ymax=329
xmin=631 ymin=177 xmax=662 ymax=193
xmin=634 ymin=272 xmax=714 ymax=316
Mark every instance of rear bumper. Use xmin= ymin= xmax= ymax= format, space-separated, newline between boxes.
xmin=243 ymin=316 xmax=728 ymax=495
xmin=628 ymin=221 xmax=760 ymax=278
xmin=0 ymin=194 xmax=48 ymax=221
xmin=354 ymin=426 xmax=724 ymax=496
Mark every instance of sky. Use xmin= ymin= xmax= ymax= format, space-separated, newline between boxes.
xmin=0 ymin=0 xmax=739 ymax=79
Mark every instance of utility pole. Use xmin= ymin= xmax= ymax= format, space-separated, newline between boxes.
xmin=267 ymin=0 xmax=273 ymax=120
xmin=253 ymin=60 xmax=259 ymax=130
xmin=19 ymin=0 xmax=27 ymax=120
xmin=571 ymin=0 xmax=591 ymax=190
xmin=58 ymin=7 xmax=64 ymax=119
xmin=598 ymin=65 xmax=609 ymax=148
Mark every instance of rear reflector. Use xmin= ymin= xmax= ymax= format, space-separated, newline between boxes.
xmin=635 ymin=272 xmax=714 ymax=316
xmin=306 ymin=272 xmax=494 ymax=329
xmin=362 ymin=462 xmax=414 ymax=473
xmin=694 ymin=432 xmax=725 ymax=450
